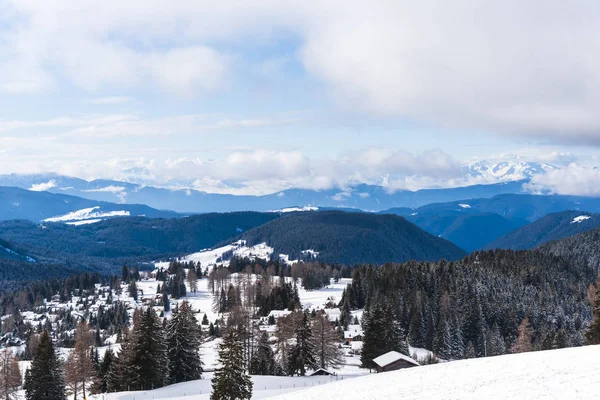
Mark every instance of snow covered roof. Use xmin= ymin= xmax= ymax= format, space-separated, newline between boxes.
xmin=344 ymin=331 xmax=363 ymax=339
xmin=373 ymin=351 xmax=419 ymax=368
xmin=268 ymin=310 xmax=292 ymax=318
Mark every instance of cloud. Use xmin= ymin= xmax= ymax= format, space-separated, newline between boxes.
xmin=3 ymin=1 xmax=600 ymax=142
xmin=525 ymin=164 xmax=600 ymax=197
xmin=87 ymin=96 xmax=131 ymax=105
xmin=299 ymin=1 xmax=600 ymax=143
xmin=29 ymin=180 xmax=57 ymax=191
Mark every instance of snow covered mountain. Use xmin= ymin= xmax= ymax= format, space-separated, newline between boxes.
xmin=465 ymin=160 xmax=557 ymax=183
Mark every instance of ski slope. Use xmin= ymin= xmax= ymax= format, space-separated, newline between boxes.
xmin=271 ymin=345 xmax=600 ymax=400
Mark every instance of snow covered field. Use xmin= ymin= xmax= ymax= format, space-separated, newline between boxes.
xmin=90 ymin=373 xmax=354 ymax=400
xmin=89 ymin=344 xmax=600 ymax=399
xmin=271 ymin=345 xmax=600 ymax=400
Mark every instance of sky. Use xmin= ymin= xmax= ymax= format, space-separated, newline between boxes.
xmin=1 ymin=0 xmax=600 ymax=195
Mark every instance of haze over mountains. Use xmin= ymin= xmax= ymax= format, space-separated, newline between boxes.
xmin=0 ymin=160 xmax=556 ymax=213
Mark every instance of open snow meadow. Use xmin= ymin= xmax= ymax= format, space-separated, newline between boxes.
xmin=91 ymin=344 xmax=600 ymax=400
xmin=270 ymin=345 xmax=600 ymax=400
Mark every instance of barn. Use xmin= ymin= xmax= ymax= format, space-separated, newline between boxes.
xmin=373 ymin=351 xmax=420 ymax=373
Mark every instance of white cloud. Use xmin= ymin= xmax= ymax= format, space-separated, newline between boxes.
xmin=299 ymin=1 xmax=600 ymax=142
xmin=87 ymin=96 xmax=131 ymax=105
xmin=2 ymin=1 xmax=600 ymax=142
xmin=29 ymin=180 xmax=57 ymax=191
xmin=525 ymin=164 xmax=600 ymax=197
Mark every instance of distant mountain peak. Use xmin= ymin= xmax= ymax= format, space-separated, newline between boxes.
xmin=466 ymin=160 xmax=557 ymax=182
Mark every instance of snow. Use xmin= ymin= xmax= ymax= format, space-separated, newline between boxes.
xmin=156 ymin=241 xmax=282 ymax=269
xmin=458 ymin=203 xmax=471 ymax=208
xmin=66 ymin=218 xmax=103 ymax=226
xmin=272 ymin=206 xmax=319 ymax=213
xmin=44 ymin=206 xmax=130 ymax=223
xmin=372 ymin=351 xmax=419 ymax=368
xmin=271 ymin=345 xmax=600 ymax=400
xmin=300 ymin=249 xmax=319 ymax=258
xmin=571 ymin=215 xmax=591 ymax=224
xmin=0 ymin=244 xmax=35 ymax=262
xmin=89 ymin=373 xmax=353 ymax=400
xmin=467 ymin=160 xmax=556 ymax=184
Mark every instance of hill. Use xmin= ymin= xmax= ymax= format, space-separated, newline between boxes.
xmin=404 ymin=212 xmax=520 ymax=252
xmin=486 ymin=211 xmax=600 ymax=250
xmin=270 ymin=346 xmax=600 ymax=400
xmin=538 ymin=226 xmax=600 ymax=270
xmin=0 ymin=212 xmax=278 ymax=276
xmin=236 ymin=211 xmax=467 ymax=264
xmin=0 ymin=186 xmax=178 ymax=222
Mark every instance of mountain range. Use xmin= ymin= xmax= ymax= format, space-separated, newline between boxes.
xmin=0 ymin=172 xmax=530 ymax=214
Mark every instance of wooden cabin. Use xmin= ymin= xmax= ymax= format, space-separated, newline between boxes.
xmin=373 ymin=351 xmax=420 ymax=373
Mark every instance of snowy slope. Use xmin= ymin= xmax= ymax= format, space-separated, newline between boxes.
xmin=271 ymin=345 xmax=600 ymax=400
xmin=43 ymin=206 xmax=130 ymax=223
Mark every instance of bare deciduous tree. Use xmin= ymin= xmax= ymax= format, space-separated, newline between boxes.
xmin=311 ymin=312 xmax=344 ymax=370
xmin=0 ymin=349 xmax=21 ymax=400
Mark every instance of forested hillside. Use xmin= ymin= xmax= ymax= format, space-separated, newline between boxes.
xmin=538 ymin=227 xmax=600 ymax=269
xmin=345 ymin=249 xmax=592 ymax=366
xmin=0 ymin=212 xmax=278 ymax=276
xmin=237 ymin=211 xmax=467 ymax=264
xmin=486 ymin=211 xmax=600 ymax=250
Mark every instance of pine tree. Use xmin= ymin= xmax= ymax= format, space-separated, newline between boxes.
xmin=131 ymin=308 xmax=168 ymax=390
xmin=486 ymin=323 xmax=506 ymax=356
xmin=163 ymin=291 xmax=170 ymax=313
xmin=433 ymin=316 xmax=452 ymax=360
xmin=287 ymin=312 xmax=316 ymax=376
xmin=249 ymin=331 xmax=278 ymax=375
xmin=166 ymin=301 xmax=203 ymax=384
xmin=91 ymin=348 xmax=113 ymax=394
xmin=361 ymin=301 xmax=386 ymax=370
xmin=450 ymin=316 xmax=465 ymax=359
xmin=311 ymin=313 xmax=344 ymax=370
xmin=383 ymin=301 xmax=410 ymax=356
xmin=24 ymin=331 xmax=66 ymax=400
xmin=0 ymin=349 xmax=21 ymax=400
xmin=106 ymin=330 xmax=135 ymax=392
xmin=211 ymin=330 xmax=253 ymax=400
xmin=339 ymin=297 xmax=351 ymax=330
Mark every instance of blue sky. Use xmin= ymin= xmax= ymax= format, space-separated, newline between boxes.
xmin=1 ymin=1 xmax=599 ymax=195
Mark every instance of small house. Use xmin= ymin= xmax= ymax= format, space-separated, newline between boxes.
xmin=310 ymin=368 xmax=333 ymax=376
xmin=373 ymin=351 xmax=419 ymax=373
